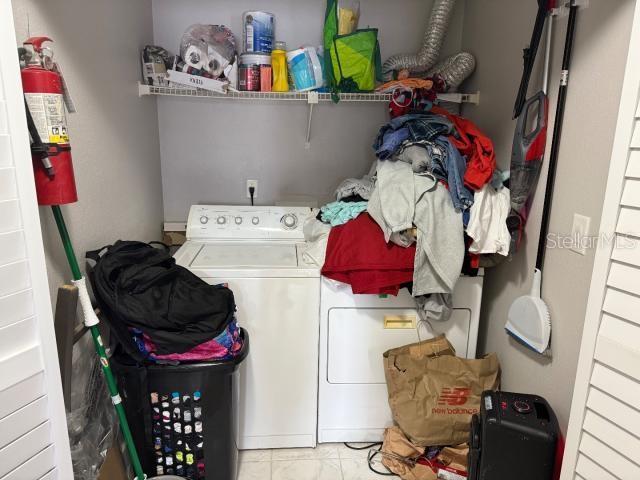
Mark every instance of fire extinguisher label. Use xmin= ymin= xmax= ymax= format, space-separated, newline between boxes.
xmin=24 ymin=93 xmax=69 ymax=144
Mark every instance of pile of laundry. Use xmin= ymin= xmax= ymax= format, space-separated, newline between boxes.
xmin=88 ymin=240 xmax=242 ymax=365
xmin=304 ymin=101 xmax=510 ymax=322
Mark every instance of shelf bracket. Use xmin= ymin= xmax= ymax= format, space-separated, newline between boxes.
xmin=138 ymin=83 xmax=150 ymax=97
xmin=438 ymin=91 xmax=480 ymax=105
xmin=305 ymin=91 xmax=319 ymax=149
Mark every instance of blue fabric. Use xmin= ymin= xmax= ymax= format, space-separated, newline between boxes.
xmin=388 ymin=113 xmax=453 ymax=134
xmin=374 ymin=127 xmax=410 ymax=160
xmin=490 ymin=169 xmax=506 ymax=189
xmin=404 ymin=117 xmax=452 ymax=144
xmin=436 ymin=137 xmax=474 ymax=212
xmin=373 ymin=114 xmax=454 ymax=160
xmin=131 ymin=328 xmax=152 ymax=361
xmin=463 ymin=209 xmax=471 ymax=228
xmin=320 ymin=200 xmax=368 ymax=226
xmin=421 ymin=142 xmax=448 ymax=181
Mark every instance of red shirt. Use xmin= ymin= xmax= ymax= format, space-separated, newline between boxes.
xmin=432 ymin=106 xmax=496 ymax=190
xmin=322 ymin=214 xmax=415 ymax=295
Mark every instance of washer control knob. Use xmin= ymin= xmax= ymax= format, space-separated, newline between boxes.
xmin=199 ymin=215 xmax=209 ymax=224
xmin=512 ymin=400 xmax=532 ymax=414
xmin=281 ymin=213 xmax=298 ymax=229
xmin=235 ymin=216 xmax=243 ymax=225
xmin=216 ymin=216 xmax=226 ymax=225
xmin=252 ymin=216 xmax=260 ymax=225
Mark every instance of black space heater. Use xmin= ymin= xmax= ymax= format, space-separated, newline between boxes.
xmin=468 ymin=391 xmax=559 ymax=480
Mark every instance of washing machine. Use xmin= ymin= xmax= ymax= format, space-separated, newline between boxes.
xmin=318 ymin=274 xmax=483 ymax=443
xmin=174 ymin=205 xmax=321 ymax=450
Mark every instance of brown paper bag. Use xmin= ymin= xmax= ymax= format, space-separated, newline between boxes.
xmin=381 ymin=426 xmax=436 ymax=480
xmin=383 ymin=335 xmax=500 ymax=446
xmin=380 ymin=426 xmax=470 ymax=480
xmin=436 ymin=444 xmax=469 ymax=478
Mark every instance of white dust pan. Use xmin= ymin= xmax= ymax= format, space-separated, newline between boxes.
xmin=505 ymin=268 xmax=551 ymax=354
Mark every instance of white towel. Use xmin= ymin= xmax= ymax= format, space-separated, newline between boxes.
xmin=467 ymin=185 xmax=511 ymax=256
xmin=302 ymin=212 xmax=331 ymax=267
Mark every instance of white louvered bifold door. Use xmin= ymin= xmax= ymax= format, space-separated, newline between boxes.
xmin=0 ymin=2 xmax=72 ymax=479
xmin=562 ymin=2 xmax=640 ymax=479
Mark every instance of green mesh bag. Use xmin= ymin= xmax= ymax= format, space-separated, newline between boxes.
xmin=324 ymin=0 xmax=381 ymax=100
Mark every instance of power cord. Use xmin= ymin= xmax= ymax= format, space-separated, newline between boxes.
xmin=249 ymin=186 xmax=255 ymax=206
xmin=343 ymin=442 xmax=397 ymax=476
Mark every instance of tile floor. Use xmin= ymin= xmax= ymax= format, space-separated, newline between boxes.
xmin=238 ymin=443 xmax=388 ymax=480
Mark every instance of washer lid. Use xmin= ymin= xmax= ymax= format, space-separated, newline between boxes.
xmin=190 ymin=243 xmax=299 ymax=268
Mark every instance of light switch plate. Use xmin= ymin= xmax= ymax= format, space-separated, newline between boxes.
xmin=570 ymin=213 xmax=591 ymax=255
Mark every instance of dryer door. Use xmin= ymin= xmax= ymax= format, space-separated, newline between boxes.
xmin=327 ymin=307 xmax=471 ymax=384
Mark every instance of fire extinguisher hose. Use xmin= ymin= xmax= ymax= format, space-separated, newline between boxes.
xmin=23 ymin=97 xmax=55 ymax=177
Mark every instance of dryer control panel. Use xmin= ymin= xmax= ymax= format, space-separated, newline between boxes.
xmin=186 ymin=205 xmax=314 ymax=240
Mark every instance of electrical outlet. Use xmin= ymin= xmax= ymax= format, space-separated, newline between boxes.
xmin=570 ymin=213 xmax=591 ymax=255
xmin=246 ymin=179 xmax=258 ymax=199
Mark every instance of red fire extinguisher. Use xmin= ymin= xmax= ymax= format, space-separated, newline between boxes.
xmin=21 ymin=36 xmax=78 ymax=205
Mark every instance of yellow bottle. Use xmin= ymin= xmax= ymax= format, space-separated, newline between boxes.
xmin=271 ymin=41 xmax=289 ymax=92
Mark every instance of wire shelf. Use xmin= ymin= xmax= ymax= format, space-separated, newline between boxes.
xmin=138 ymin=82 xmax=480 ymax=148
xmin=138 ymin=83 xmax=479 ymax=104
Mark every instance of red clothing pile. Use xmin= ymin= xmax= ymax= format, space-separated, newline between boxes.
xmin=321 ymin=213 xmax=415 ymax=295
xmin=432 ymin=106 xmax=496 ymax=190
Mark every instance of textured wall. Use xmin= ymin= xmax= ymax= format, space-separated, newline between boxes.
xmin=12 ymin=0 xmax=164 ymax=302
xmin=460 ymin=0 xmax=635 ymax=433
xmin=152 ymin=0 xmax=466 ymax=220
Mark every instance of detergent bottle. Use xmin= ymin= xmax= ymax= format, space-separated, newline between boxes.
xmin=271 ymin=41 xmax=289 ymax=92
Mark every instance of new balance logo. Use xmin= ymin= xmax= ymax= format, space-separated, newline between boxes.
xmin=438 ymin=387 xmax=471 ymax=406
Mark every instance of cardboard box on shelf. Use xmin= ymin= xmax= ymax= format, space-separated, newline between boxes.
xmin=166 ymin=69 xmax=228 ymax=93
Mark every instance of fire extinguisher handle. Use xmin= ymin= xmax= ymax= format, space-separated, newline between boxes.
xmin=24 ymin=36 xmax=52 ymax=52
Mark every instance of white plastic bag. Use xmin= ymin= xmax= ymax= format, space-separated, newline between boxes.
xmin=179 ymin=24 xmax=236 ymax=78
xmin=338 ymin=0 xmax=360 ymax=35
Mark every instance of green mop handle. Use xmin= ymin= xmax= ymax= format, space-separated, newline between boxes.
xmin=51 ymin=206 xmax=146 ymax=480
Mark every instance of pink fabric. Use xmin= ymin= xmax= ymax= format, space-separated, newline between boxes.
xmin=142 ymin=332 xmax=241 ymax=362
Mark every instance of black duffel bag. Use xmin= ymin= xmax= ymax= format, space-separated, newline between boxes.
xmin=87 ymin=240 xmax=236 ymax=361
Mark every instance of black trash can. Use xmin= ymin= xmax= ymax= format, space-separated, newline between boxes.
xmin=111 ymin=329 xmax=249 ymax=480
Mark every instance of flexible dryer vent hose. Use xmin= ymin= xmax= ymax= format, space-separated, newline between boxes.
xmin=382 ymin=0 xmax=476 ymax=90
xmin=427 ymin=51 xmax=476 ymax=90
